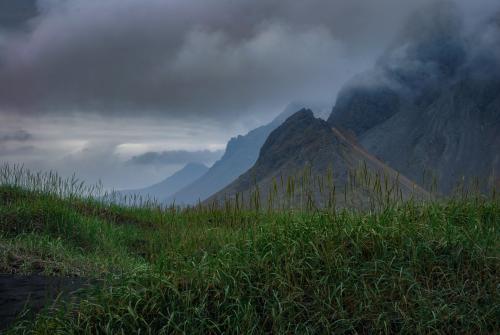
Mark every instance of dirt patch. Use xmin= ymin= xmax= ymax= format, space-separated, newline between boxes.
xmin=0 ymin=274 xmax=88 ymax=331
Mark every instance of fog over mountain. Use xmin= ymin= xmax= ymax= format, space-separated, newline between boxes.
xmin=208 ymin=0 xmax=500 ymax=204
xmin=0 ymin=0 xmax=498 ymax=190
xmin=329 ymin=1 xmax=500 ymax=192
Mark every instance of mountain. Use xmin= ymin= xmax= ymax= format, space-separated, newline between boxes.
xmin=166 ymin=103 xmax=327 ymax=205
xmin=208 ymin=109 xmax=425 ymax=209
xmin=328 ymin=2 xmax=500 ymax=193
xmin=118 ymin=163 xmax=208 ymax=202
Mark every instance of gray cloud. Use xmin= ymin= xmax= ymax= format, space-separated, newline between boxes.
xmin=0 ymin=129 xmax=34 ymax=156
xmin=342 ymin=0 xmax=500 ymax=100
xmin=0 ymin=145 xmax=35 ymax=156
xmin=1 ymin=0 xmax=497 ymax=123
xmin=0 ymin=0 xmax=447 ymax=122
xmin=0 ymin=0 xmax=37 ymax=30
xmin=1 ymin=0 xmax=499 ymax=191
xmin=129 ymin=149 xmax=223 ymax=166
xmin=0 ymin=129 xmax=33 ymax=142
xmin=0 ymin=113 xmax=235 ymax=190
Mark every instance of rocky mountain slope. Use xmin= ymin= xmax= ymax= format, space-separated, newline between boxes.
xmin=328 ymin=2 xmax=500 ymax=193
xmin=166 ymin=103 xmax=327 ymax=205
xmin=208 ymin=109 xmax=425 ymax=209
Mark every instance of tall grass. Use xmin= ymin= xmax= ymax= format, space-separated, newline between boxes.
xmin=1 ymin=164 xmax=499 ymax=334
xmin=1 ymin=162 xmax=494 ymax=214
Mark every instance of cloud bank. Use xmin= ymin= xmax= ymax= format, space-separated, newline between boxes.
xmin=0 ymin=129 xmax=33 ymax=142
xmin=1 ymin=0 xmax=499 ymax=190
xmin=129 ymin=149 xmax=223 ymax=166
xmin=0 ymin=0 xmax=446 ymax=122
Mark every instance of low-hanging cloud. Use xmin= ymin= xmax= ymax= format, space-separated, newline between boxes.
xmin=1 ymin=0 xmax=499 ymax=191
xmin=338 ymin=0 xmax=500 ymax=102
xmin=0 ymin=0 xmax=449 ymax=122
xmin=129 ymin=149 xmax=223 ymax=166
xmin=0 ymin=129 xmax=33 ymax=142
xmin=0 ymin=129 xmax=34 ymax=156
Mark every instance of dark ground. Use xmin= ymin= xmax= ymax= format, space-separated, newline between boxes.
xmin=0 ymin=274 xmax=87 ymax=331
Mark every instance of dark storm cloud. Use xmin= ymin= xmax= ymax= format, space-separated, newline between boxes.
xmin=1 ymin=0 xmax=498 ymax=191
xmin=0 ymin=0 xmax=38 ymax=30
xmin=0 ymin=0 xmax=444 ymax=121
xmin=0 ymin=129 xmax=33 ymax=142
xmin=466 ymin=12 xmax=500 ymax=78
xmin=0 ymin=129 xmax=34 ymax=156
xmin=129 ymin=149 xmax=223 ymax=166
xmin=340 ymin=0 xmax=500 ymax=101
xmin=0 ymin=0 xmax=498 ymax=122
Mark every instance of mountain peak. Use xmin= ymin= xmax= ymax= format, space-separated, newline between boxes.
xmin=259 ymin=109 xmax=332 ymax=166
xmin=285 ymin=108 xmax=314 ymax=121
xmin=208 ymin=109 xmax=346 ymax=201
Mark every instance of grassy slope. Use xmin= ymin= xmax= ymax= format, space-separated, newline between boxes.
xmin=1 ymin=185 xmax=499 ymax=334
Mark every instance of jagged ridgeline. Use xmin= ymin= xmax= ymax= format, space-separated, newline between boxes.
xmin=206 ymin=109 xmax=433 ymax=211
xmin=204 ymin=2 xmax=500 ymax=207
xmin=164 ymin=102 xmax=327 ymax=206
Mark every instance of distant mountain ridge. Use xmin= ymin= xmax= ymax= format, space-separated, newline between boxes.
xmin=118 ymin=163 xmax=208 ymax=202
xmin=208 ymin=109 xmax=424 ymax=208
xmin=166 ymin=103 xmax=328 ymax=205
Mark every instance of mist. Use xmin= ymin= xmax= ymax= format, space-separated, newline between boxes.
xmin=0 ymin=0 xmax=498 ymax=189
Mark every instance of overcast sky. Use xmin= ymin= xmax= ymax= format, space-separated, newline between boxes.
xmin=0 ymin=0 xmax=498 ymax=189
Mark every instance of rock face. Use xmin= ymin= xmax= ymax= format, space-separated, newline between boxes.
xmin=118 ymin=163 xmax=208 ymax=203
xmin=328 ymin=2 xmax=500 ymax=193
xmin=166 ymin=103 xmax=326 ymax=205
xmin=208 ymin=109 xmax=424 ymax=209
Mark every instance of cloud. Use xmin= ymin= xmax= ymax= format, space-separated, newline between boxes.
xmin=465 ymin=12 xmax=500 ymax=78
xmin=0 ymin=129 xmax=33 ymax=142
xmin=341 ymin=0 xmax=500 ymax=101
xmin=0 ymin=0 xmax=38 ymax=30
xmin=0 ymin=129 xmax=34 ymax=156
xmin=129 ymin=149 xmax=223 ymax=166
xmin=0 ymin=113 xmax=236 ymax=190
xmin=1 ymin=0 xmax=499 ymax=191
xmin=0 ymin=0 xmax=447 ymax=122
xmin=0 ymin=145 xmax=35 ymax=156
xmin=0 ymin=0 xmax=497 ymax=123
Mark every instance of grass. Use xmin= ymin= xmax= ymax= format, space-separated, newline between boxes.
xmin=0 ymin=164 xmax=499 ymax=334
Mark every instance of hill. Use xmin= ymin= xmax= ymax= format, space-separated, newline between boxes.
xmin=0 ymin=166 xmax=498 ymax=333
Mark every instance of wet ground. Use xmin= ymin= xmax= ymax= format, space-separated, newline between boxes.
xmin=0 ymin=274 xmax=87 ymax=331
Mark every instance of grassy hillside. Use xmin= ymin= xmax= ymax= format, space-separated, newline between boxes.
xmin=0 ymin=166 xmax=499 ymax=334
